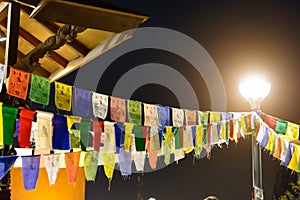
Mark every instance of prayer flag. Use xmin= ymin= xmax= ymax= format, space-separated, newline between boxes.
xmin=275 ymin=119 xmax=288 ymax=135
xmin=127 ymin=100 xmax=142 ymax=125
xmin=43 ymin=154 xmax=61 ymax=185
xmin=7 ymin=68 xmax=30 ymax=99
xmin=29 ymin=74 xmax=50 ymax=105
xmin=93 ymin=120 xmax=103 ymax=152
xmin=18 ymin=108 xmax=35 ymax=148
xmin=73 ymin=87 xmax=91 ymax=117
xmin=124 ymin=122 xmax=133 ymax=152
xmin=65 ymin=151 xmax=81 ymax=184
xmin=36 ymin=111 xmax=53 ymax=149
xmin=185 ymin=109 xmax=196 ymax=125
xmin=172 ymin=108 xmax=184 ymax=126
xmin=133 ymin=125 xmax=145 ymax=151
xmin=102 ymin=151 xmax=116 ymax=191
xmin=2 ymin=105 xmax=18 ymax=145
xmin=286 ymin=122 xmax=299 ymax=140
xmin=110 ymin=96 xmax=126 ymax=122
xmin=55 ymin=82 xmax=72 ymax=111
xmin=92 ymin=92 xmax=108 ymax=119
xmin=52 ymin=115 xmax=70 ymax=150
xmin=84 ymin=151 xmax=99 ymax=182
xmin=118 ymin=148 xmax=132 ymax=176
xmin=103 ymin=121 xmax=116 ymax=153
xmin=22 ymin=155 xmax=40 ymax=190
xmin=144 ymin=103 xmax=159 ymax=126
xmin=80 ymin=120 xmax=91 ymax=151
xmin=157 ymin=105 xmax=170 ymax=127
xmin=0 ymin=155 xmax=18 ymax=180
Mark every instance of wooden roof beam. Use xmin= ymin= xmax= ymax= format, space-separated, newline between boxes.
xmin=0 ymin=42 xmax=51 ymax=77
xmin=0 ymin=18 xmax=68 ymax=68
xmin=21 ymin=6 xmax=90 ymax=57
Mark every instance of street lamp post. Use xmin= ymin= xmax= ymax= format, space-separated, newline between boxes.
xmin=239 ymin=75 xmax=271 ymax=200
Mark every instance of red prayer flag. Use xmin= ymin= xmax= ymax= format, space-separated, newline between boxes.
xmin=19 ymin=108 xmax=35 ymax=148
xmin=93 ymin=120 xmax=103 ymax=152
xmin=7 ymin=68 xmax=30 ymax=99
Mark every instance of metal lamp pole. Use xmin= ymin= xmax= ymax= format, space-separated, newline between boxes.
xmin=239 ymin=76 xmax=271 ymax=200
xmin=248 ymin=98 xmax=264 ymax=200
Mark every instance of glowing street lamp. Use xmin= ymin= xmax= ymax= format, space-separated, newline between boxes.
xmin=239 ymin=75 xmax=271 ymax=200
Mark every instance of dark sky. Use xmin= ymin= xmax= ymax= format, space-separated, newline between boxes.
xmin=59 ymin=1 xmax=300 ymax=199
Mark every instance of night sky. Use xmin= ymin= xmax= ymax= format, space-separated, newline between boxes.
xmin=58 ymin=1 xmax=300 ymax=199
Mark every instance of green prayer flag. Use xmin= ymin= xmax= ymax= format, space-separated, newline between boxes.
xmin=198 ymin=111 xmax=209 ymax=125
xmin=173 ymin=127 xmax=181 ymax=149
xmin=84 ymin=151 xmax=99 ymax=181
xmin=275 ymin=119 xmax=288 ymax=135
xmin=29 ymin=74 xmax=50 ymax=106
xmin=133 ymin=125 xmax=145 ymax=151
xmin=69 ymin=129 xmax=80 ymax=148
xmin=2 ymin=105 xmax=18 ymax=145
xmin=80 ymin=120 xmax=91 ymax=151
xmin=202 ymin=124 xmax=207 ymax=145
xmin=127 ymin=100 xmax=142 ymax=125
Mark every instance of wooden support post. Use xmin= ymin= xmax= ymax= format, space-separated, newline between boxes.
xmin=4 ymin=1 xmax=20 ymax=78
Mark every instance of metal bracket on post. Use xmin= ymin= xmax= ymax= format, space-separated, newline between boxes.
xmin=253 ymin=186 xmax=264 ymax=200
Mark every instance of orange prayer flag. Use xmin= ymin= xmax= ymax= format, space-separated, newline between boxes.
xmin=7 ymin=68 xmax=30 ymax=100
xmin=65 ymin=151 xmax=81 ymax=184
xmin=110 ymin=96 xmax=126 ymax=122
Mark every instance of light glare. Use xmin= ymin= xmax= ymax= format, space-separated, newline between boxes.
xmin=239 ymin=75 xmax=271 ymax=100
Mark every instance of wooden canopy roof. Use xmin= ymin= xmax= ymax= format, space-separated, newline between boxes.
xmin=0 ymin=0 xmax=148 ymax=81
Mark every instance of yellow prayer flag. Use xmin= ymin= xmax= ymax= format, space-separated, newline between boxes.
xmin=286 ymin=122 xmax=299 ymax=140
xmin=124 ymin=123 xmax=133 ymax=152
xmin=55 ymin=82 xmax=72 ymax=111
xmin=209 ymin=112 xmax=221 ymax=123
xmin=288 ymin=145 xmax=300 ymax=172
xmin=67 ymin=116 xmax=82 ymax=130
xmin=196 ymin=125 xmax=203 ymax=148
xmin=221 ymin=121 xmax=226 ymax=141
xmin=266 ymin=130 xmax=275 ymax=154
xmin=101 ymin=152 xmax=116 ymax=191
